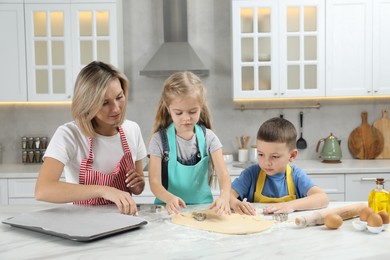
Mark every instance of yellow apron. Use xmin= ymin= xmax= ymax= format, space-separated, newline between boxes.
xmin=253 ymin=165 xmax=296 ymax=203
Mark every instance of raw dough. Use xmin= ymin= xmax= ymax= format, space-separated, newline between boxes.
xmin=171 ymin=209 xmax=273 ymax=234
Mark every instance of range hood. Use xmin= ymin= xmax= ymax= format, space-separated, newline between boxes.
xmin=140 ymin=0 xmax=209 ymax=77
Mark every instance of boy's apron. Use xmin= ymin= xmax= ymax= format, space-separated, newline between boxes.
xmin=155 ymin=124 xmax=213 ymax=204
xmin=253 ymin=164 xmax=296 ymax=203
xmin=74 ymin=127 xmax=135 ymax=205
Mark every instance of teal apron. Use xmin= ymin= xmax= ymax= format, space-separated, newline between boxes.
xmin=154 ymin=124 xmax=213 ymax=204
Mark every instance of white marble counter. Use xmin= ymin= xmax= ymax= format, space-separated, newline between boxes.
xmin=0 ymin=202 xmax=389 ymax=259
xmin=1 ymin=159 xmax=390 ymax=178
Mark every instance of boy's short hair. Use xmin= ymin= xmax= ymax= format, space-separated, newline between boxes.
xmin=257 ymin=117 xmax=297 ymax=150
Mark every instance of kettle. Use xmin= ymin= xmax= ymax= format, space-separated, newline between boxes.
xmin=316 ymin=133 xmax=342 ymax=163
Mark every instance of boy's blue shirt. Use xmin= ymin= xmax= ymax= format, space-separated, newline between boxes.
xmin=231 ymin=163 xmax=315 ymax=202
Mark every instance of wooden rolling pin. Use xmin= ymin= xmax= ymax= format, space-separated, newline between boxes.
xmin=295 ymin=203 xmax=367 ymax=228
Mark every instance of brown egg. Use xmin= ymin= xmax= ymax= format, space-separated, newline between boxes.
xmin=324 ymin=213 xmax=343 ymax=229
xmin=367 ymin=213 xmax=383 ymax=227
xmin=378 ymin=211 xmax=389 ymax=224
xmin=359 ymin=207 xmax=374 ymax=222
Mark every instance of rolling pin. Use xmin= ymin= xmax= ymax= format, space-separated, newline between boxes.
xmin=295 ymin=203 xmax=367 ymax=228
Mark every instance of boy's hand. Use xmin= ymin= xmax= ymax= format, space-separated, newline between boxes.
xmin=262 ymin=202 xmax=294 ymax=214
xmin=166 ymin=196 xmax=186 ymax=215
xmin=232 ymin=198 xmax=256 ymax=215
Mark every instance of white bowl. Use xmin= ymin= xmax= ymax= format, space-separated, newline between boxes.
xmin=352 ymin=220 xmax=367 ymax=231
xmin=223 ymin=153 xmax=233 ymax=164
xmin=367 ymin=225 xmax=383 ymax=234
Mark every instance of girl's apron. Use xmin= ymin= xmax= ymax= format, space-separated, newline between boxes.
xmin=253 ymin=164 xmax=296 ymax=203
xmin=155 ymin=124 xmax=213 ymax=204
xmin=74 ymin=127 xmax=135 ymax=205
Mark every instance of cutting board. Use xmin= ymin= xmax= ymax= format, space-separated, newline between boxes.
xmin=348 ymin=111 xmax=384 ymax=159
xmin=373 ymin=108 xmax=390 ymax=159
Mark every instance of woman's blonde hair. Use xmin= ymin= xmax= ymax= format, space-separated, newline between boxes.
xmin=71 ymin=61 xmax=129 ymax=137
xmin=152 ymin=71 xmax=212 ymax=133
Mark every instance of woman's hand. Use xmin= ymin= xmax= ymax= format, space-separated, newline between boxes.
xmin=166 ymin=196 xmax=186 ymax=215
xmin=102 ymin=186 xmax=138 ymax=215
xmin=209 ymin=196 xmax=231 ymax=215
xmin=125 ymin=169 xmax=145 ymax=195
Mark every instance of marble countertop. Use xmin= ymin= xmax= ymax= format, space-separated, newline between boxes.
xmin=0 ymin=159 xmax=390 ymax=178
xmin=0 ymin=202 xmax=389 ymax=259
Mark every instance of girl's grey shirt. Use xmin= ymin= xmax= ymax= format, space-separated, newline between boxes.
xmin=148 ymin=128 xmax=222 ymax=164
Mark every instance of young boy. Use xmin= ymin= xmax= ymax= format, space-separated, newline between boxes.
xmin=230 ymin=117 xmax=329 ymax=215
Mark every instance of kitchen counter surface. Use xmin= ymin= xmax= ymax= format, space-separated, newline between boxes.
xmin=0 ymin=159 xmax=389 ymax=178
xmin=0 ymin=202 xmax=389 ymax=259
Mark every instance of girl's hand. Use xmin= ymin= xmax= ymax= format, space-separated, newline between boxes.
xmin=232 ymin=199 xmax=256 ymax=216
xmin=125 ymin=169 xmax=145 ymax=195
xmin=262 ymin=202 xmax=294 ymax=214
xmin=102 ymin=187 xmax=138 ymax=215
xmin=166 ymin=196 xmax=186 ymax=215
xmin=209 ymin=196 xmax=231 ymax=215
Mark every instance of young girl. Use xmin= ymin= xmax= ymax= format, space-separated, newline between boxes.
xmin=35 ymin=61 xmax=147 ymax=215
xmin=148 ymin=71 xmax=231 ymax=215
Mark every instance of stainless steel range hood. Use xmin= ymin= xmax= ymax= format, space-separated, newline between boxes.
xmin=140 ymin=0 xmax=209 ymax=77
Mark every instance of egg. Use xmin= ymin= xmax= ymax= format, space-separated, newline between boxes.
xmin=359 ymin=207 xmax=374 ymax=222
xmin=378 ymin=211 xmax=389 ymax=224
xmin=324 ymin=213 xmax=343 ymax=229
xmin=367 ymin=213 xmax=383 ymax=227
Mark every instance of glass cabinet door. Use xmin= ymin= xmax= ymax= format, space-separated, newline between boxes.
xmin=71 ymin=4 xmax=117 ymax=80
xmin=232 ymin=0 xmax=278 ymax=99
xmin=25 ymin=4 xmax=72 ymax=101
xmin=279 ymin=0 xmax=325 ymax=97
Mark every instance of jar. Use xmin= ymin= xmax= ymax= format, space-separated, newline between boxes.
xmin=223 ymin=152 xmax=234 ymax=164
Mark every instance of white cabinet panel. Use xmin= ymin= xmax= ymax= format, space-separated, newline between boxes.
xmin=0 ymin=3 xmax=27 ymax=102
xmin=309 ymin=174 xmax=345 ymax=201
xmin=0 ymin=179 xmax=8 ymax=205
xmin=345 ymin=173 xmax=390 ymax=201
xmin=8 ymin=178 xmax=36 ymax=198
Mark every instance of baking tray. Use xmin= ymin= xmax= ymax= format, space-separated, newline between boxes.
xmin=2 ymin=204 xmax=148 ymax=242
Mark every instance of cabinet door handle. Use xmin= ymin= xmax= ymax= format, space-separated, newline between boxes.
xmin=360 ymin=177 xmax=376 ymax=182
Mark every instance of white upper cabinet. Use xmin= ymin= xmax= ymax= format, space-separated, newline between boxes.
xmin=24 ymin=1 xmax=119 ymax=102
xmin=0 ymin=0 xmax=121 ymax=102
xmin=373 ymin=0 xmax=390 ymax=96
xmin=0 ymin=2 xmax=27 ymax=102
xmin=326 ymin=0 xmax=373 ymax=97
xmin=232 ymin=0 xmax=325 ymax=100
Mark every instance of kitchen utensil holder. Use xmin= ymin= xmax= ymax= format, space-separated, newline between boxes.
xmin=21 ymin=136 xmax=49 ymax=164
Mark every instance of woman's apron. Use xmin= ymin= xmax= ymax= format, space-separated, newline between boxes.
xmin=253 ymin=164 xmax=296 ymax=203
xmin=74 ymin=127 xmax=135 ymax=205
xmin=155 ymin=124 xmax=213 ymax=204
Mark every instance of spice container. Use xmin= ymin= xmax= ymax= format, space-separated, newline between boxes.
xmin=20 ymin=136 xmax=49 ymax=164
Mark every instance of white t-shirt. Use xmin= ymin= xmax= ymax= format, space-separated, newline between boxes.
xmin=44 ymin=120 xmax=147 ymax=184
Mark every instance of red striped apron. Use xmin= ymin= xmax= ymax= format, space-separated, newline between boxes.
xmin=74 ymin=127 xmax=135 ymax=205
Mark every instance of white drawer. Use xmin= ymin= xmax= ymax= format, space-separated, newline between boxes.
xmin=345 ymin=173 xmax=390 ymax=201
xmin=309 ymin=174 xmax=345 ymax=193
xmin=8 ymin=178 xmax=36 ymax=198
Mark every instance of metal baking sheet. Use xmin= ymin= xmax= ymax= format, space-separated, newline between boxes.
xmin=2 ymin=204 xmax=148 ymax=242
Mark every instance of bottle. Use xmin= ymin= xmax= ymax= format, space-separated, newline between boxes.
xmin=368 ymin=178 xmax=390 ymax=215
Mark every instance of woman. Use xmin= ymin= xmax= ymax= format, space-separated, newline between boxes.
xmin=35 ymin=61 xmax=147 ymax=215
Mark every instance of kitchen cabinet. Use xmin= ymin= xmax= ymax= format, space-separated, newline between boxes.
xmin=0 ymin=179 xmax=7 ymax=204
xmin=24 ymin=0 xmax=120 ymax=102
xmin=309 ymin=174 xmax=345 ymax=201
xmin=345 ymin=173 xmax=390 ymax=201
xmin=231 ymin=0 xmax=325 ymax=100
xmin=0 ymin=0 xmax=122 ymax=102
xmin=326 ymin=0 xmax=390 ymax=97
xmin=0 ymin=1 xmax=27 ymax=102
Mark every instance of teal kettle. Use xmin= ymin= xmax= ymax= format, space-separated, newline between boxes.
xmin=316 ymin=133 xmax=342 ymax=163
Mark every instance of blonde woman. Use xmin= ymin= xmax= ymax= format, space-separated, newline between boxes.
xmin=148 ymin=71 xmax=231 ymax=215
xmin=35 ymin=61 xmax=147 ymax=215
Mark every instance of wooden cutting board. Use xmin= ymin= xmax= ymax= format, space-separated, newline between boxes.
xmin=373 ymin=108 xmax=390 ymax=159
xmin=348 ymin=111 xmax=384 ymax=159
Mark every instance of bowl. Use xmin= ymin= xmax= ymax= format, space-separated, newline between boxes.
xmin=382 ymin=223 xmax=389 ymax=231
xmin=352 ymin=220 xmax=367 ymax=231
xmin=367 ymin=225 xmax=383 ymax=234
